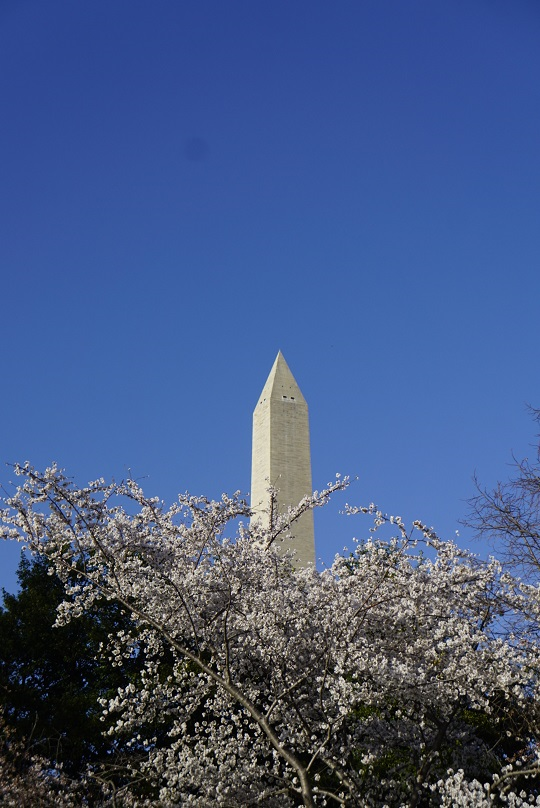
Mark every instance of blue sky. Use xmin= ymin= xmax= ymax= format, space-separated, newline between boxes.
xmin=2 ymin=0 xmax=540 ymax=594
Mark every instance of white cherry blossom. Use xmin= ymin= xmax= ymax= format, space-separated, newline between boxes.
xmin=2 ymin=464 xmax=540 ymax=806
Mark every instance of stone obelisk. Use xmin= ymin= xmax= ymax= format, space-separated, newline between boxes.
xmin=250 ymin=352 xmax=315 ymax=566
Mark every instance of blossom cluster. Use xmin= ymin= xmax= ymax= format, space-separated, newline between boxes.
xmin=2 ymin=464 xmax=540 ymax=806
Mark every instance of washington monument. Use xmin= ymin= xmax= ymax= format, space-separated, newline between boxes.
xmin=250 ymin=352 xmax=315 ymax=566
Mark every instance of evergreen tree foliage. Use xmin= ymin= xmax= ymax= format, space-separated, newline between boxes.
xmin=0 ymin=555 xmax=141 ymax=779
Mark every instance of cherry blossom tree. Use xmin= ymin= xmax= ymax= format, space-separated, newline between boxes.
xmin=2 ymin=464 xmax=540 ymax=806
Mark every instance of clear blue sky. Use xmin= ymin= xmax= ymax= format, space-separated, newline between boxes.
xmin=2 ymin=0 xmax=540 ymax=594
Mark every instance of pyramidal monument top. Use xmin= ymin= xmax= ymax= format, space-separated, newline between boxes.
xmin=250 ymin=352 xmax=315 ymax=566
xmin=255 ymin=351 xmax=308 ymax=408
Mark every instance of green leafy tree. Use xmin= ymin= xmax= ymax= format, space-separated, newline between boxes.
xmin=0 ymin=710 xmax=85 ymax=807
xmin=0 ymin=554 xmax=159 ymax=795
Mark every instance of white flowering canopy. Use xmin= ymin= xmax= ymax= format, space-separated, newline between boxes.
xmin=2 ymin=464 xmax=540 ymax=807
